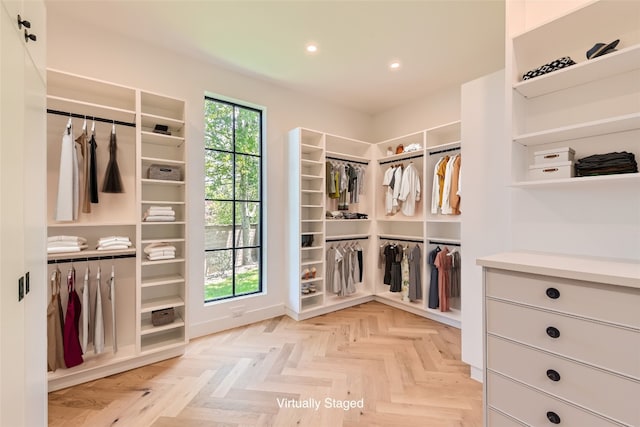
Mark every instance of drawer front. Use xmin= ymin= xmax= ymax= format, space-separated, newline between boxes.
xmin=486 ymin=299 xmax=640 ymax=379
xmin=488 ymin=409 xmax=526 ymax=426
xmin=488 ymin=335 xmax=640 ymax=426
xmin=488 ymin=372 xmax=622 ymax=427
xmin=486 ymin=269 xmax=640 ymax=329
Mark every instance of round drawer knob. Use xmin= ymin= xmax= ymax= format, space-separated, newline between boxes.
xmin=546 ymin=326 xmax=561 ymax=339
xmin=546 ymin=287 xmax=560 ymax=299
xmin=546 ymin=411 xmax=561 ymax=424
xmin=546 ymin=369 xmax=561 ymax=382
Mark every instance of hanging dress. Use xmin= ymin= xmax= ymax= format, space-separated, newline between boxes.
xmin=81 ymin=266 xmax=91 ymax=353
xmin=427 ymin=247 xmax=441 ymax=309
xmin=55 ymin=127 xmax=77 ymax=221
xmin=102 ymin=129 xmax=124 ymax=193
xmin=94 ymin=267 xmax=105 ymax=354
xmin=77 ymin=130 xmax=91 ymax=213
xmin=47 ymin=268 xmax=66 ymax=372
xmin=108 ymin=266 xmax=118 ymax=353
xmin=434 ymin=247 xmax=452 ymax=312
xmin=89 ymin=132 xmax=99 ymax=203
xmin=401 ymin=247 xmax=410 ymax=301
xmin=389 ymin=244 xmax=403 ymax=292
xmin=408 ymin=244 xmax=422 ymax=302
xmin=63 ymin=267 xmax=84 ymax=368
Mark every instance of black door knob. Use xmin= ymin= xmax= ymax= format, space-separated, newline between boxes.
xmin=24 ymin=30 xmax=37 ymax=43
xmin=546 ymin=369 xmax=561 ymax=382
xmin=546 ymin=326 xmax=560 ymax=339
xmin=546 ymin=411 xmax=561 ymax=424
xmin=546 ymin=287 xmax=560 ymax=299
xmin=17 ymin=14 xmax=31 ymax=29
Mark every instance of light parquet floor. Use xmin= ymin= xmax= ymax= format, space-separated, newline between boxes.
xmin=48 ymin=301 xmax=482 ymax=427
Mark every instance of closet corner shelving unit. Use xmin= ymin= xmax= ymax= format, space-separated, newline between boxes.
xmin=287 ymin=122 xmax=462 ymax=328
xmin=373 ymin=122 xmax=462 ymax=328
xmin=286 ymin=128 xmax=374 ymax=320
xmin=508 ymin=0 xmax=640 ymax=188
xmin=45 ymin=70 xmax=187 ymax=391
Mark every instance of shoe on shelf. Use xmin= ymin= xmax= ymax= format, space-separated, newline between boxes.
xmin=310 ymin=267 xmax=317 ymax=278
xmin=302 ymin=268 xmax=309 ymax=280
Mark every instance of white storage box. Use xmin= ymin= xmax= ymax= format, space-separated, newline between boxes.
xmin=528 ymin=161 xmax=574 ymax=181
xmin=533 ymin=147 xmax=575 ymax=165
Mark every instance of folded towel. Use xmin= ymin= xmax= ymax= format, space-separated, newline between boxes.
xmin=48 ymin=235 xmax=87 ymax=244
xmin=144 ymin=243 xmax=176 ymax=254
xmin=148 ymin=206 xmax=174 ymax=211
xmin=98 ymin=236 xmax=131 ymax=244
xmin=143 ymin=215 xmax=176 ymax=222
xmin=147 ymin=253 xmax=176 ymax=261
xmin=47 ymin=245 xmax=88 ymax=254
xmin=97 ymin=244 xmax=132 ymax=251
xmin=97 ymin=240 xmax=132 ymax=248
xmin=48 ymin=241 xmax=88 ymax=248
xmin=146 ymin=248 xmax=176 ymax=256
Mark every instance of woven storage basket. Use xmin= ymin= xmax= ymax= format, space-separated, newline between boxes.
xmin=148 ymin=164 xmax=181 ymax=181
xmin=151 ymin=308 xmax=175 ymax=326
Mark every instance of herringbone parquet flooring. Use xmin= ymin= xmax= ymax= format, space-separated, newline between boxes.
xmin=48 ymin=302 xmax=482 ymax=427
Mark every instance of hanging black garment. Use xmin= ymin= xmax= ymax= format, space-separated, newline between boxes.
xmin=102 ymin=131 xmax=124 ymax=193
xmin=389 ymin=244 xmax=403 ymax=292
xmin=89 ymin=134 xmax=99 ymax=202
xmin=428 ymin=247 xmax=441 ymax=309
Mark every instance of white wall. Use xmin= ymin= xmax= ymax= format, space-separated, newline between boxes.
xmin=46 ymin=11 xmax=373 ymax=338
xmin=370 ymin=85 xmax=460 ymax=141
xmin=460 ymin=70 xmax=510 ymax=381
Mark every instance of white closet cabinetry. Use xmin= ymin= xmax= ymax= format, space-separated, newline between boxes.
xmin=45 ymin=70 xmax=187 ymax=391
xmin=478 ymin=252 xmax=640 ymax=427
xmin=287 ymin=123 xmax=462 ymax=328
xmin=137 ymin=92 xmax=188 ymax=354
xmin=1 ymin=0 xmax=47 ymax=424
xmin=287 ymin=129 xmax=373 ymax=320
xmin=509 ymin=0 xmax=640 ymax=187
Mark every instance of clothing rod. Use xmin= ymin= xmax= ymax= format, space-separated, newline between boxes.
xmin=325 ymin=156 xmax=369 ymax=166
xmin=429 ymin=146 xmax=460 ymax=156
xmin=325 ymin=236 xmax=370 ymax=242
xmin=428 ymin=240 xmax=461 ymax=247
xmin=46 ymin=109 xmax=137 ymax=128
xmin=379 ymin=237 xmax=423 ymax=243
xmin=47 ymin=253 xmax=137 ymax=264
xmin=379 ymin=153 xmax=424 ymax=165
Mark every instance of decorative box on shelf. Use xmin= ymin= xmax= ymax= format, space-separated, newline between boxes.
xmin=148 ymin=164 xmax=182 ymax=181
xmin=528 ymin=161 xmax=574 ymax=180
xmin=533 ymin=147 xmax=575 ymax=164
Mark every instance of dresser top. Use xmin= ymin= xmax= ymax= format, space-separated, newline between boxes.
xmin=477 ymin=251 xmax=640 ymax=289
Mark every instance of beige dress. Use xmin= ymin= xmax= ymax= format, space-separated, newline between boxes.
xmin=47 ymin=268 xmax=66 ymax=371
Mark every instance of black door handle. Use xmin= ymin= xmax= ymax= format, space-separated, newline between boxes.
xmin=546 ymin=411 xmax=561 ymax=424
xmin=17 ymin=14 xmax=31 ymax=29
xmin=24 ymin=30 xmax=37 ymax=43
xmin=546 ymin=326 xmax=560 ymax=339
xmin=546 ymin=369 xmax=561 ymax=382
xmin=546 ymin=287 xmax=560 ymax=299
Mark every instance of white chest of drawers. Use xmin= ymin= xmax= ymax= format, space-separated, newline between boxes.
xmin=477 ymin=252 xmax=640 ymax=427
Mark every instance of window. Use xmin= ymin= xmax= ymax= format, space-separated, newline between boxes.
xmin=204 ymin=97 xmax=263 ymax=302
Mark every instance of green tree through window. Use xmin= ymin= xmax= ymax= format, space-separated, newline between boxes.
xmin=204 ymin=97 xmax=262 ymax=301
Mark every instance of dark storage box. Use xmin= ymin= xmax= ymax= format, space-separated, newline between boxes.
xmin=148 ymin=164 xmax=182 ymax=181
xmin=151 ymin=307 xmax=175 ymax=326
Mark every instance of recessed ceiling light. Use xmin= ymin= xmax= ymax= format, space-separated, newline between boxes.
xmin=389 ymin=60 xmax=401 ymax=70
xmin=306 ymin=43 xmax=318 ymax=53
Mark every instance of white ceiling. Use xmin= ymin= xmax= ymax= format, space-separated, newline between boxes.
xmin=46 ymin=0 xmax=505 ymax=115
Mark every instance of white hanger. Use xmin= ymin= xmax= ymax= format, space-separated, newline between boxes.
xmin=112 ymin=122 xmax=116 ymax=135
xmin=82 ymin=117 xmax=87 ymax=132
xmin=91 ymin=119 xmax=95 ymax=135
xmin=66 ymin=117 xmax=73 ymax=135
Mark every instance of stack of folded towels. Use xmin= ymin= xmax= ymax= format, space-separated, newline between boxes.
xmin=47 ymin=236 xmax=88 ymax=253
xmin=143 ymin=206 xmax=176 ymax=222
xmin=144 ymin=242 xmax=176 ymax=261
xmin=96 ymin=236 xmax=133 ymax=251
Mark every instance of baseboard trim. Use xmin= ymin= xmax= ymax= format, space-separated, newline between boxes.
xmin=189 ymin=303 xmax=286 ymax=338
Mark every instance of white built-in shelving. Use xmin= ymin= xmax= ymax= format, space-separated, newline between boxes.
xmin=45 ymin=69 xmax=188 ymax=392
xmin=287 ymin=123 xmax=462 ymax=327
xmin=509 ymin=0 xmax=640 ymax=186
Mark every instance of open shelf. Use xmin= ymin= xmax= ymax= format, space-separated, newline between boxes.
xmin=47 ymin=95 xmax=136 ymax=124
xmin=427 ymin=140 xmax=461 ymax=152
xmin=301 ymin=291 xmax=324 ymax=300
xmin=141 ymin=274 xmax=185 ymax=288
xmin=140 ymin=130 xmax=185 ymax=147
xmin=47 ymin=248 xmax=136 ymax=261
xmin=512 ymin=172 xmax=640 ymax=188
xmin=513 ymin=44 xmax=640 ymax=99
xmin=141 ymin=156 xmax=186 ymax=166
xmin=513 ymin=113 xmax=640 ymax=146
xmin=427 ymin=237 xmax=461 ymax=245
xmin=301 ymin=144 xmax=323 ymax=155
xmin=301 ymin=276 xmax=324 ymax=284
xmin=140 ymin=296 xmax=185 ymax=313
xmin=141 ymin=200 xmax=185 ymax=205
xmin=325 ymin=150 xmax=369 ymax=164
xmin=140 ymin=315 xmax=185 ymax=336
xmin=141 ymin=112 xmax=184 ymax=133
xmin=141 ymin=178 xmax=185 ymax=186
xmin=48 ymin=221 xmax=137 ymax=228
xmin=140 ymin=257 xmax=185 ymax=266
xmin=378 ymin=149 xmax=425 ymax=164
xmin=141 ymin=221 xmax=186 ymax=225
